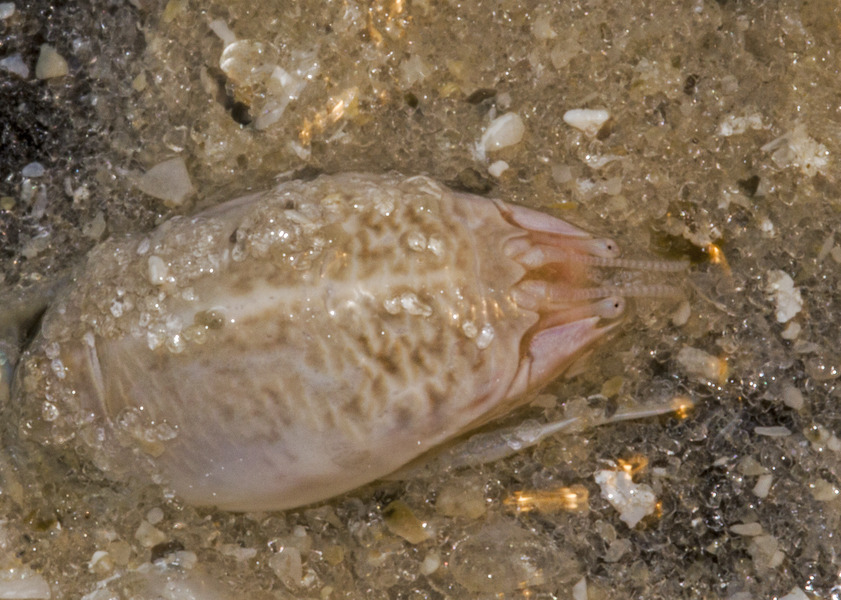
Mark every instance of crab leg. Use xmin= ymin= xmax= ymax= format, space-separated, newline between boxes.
xmin=446 ymin=396 xmax=694 ymax=468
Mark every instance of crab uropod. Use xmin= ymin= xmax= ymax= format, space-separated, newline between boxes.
xmin=4 ymin=173 xmax=678 ymax=511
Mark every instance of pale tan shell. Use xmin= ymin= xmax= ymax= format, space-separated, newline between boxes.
xmin=9 ymin=172 xmax=617 ymax=511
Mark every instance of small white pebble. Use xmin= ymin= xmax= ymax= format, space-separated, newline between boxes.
xmin=146 ymin=507 xmax=164 ymax=525
xmin=147 ymin=255 xmax=169 ymax=285
xmin=21 ymin=162 xmax=45 ymax=178
xmin=671 ymin=300 xmax=691 ymax=326
xmin=595 ymin=468 xmax=657 ymax=528
xmin=136 ymin=238 xmax=150 ymax=255
xmin=563 ymin=108 xmax=610 ymax=137
xmin=35 ymin=43 xmax=69 ymax=79
xmin=487 ymin=160 xmax=509 ymax=178
xmin=780 ymin=321 xmax=801 ymax=340
xmin=0 ymin=3 xmax=15 ymax=19
xmin=765 ymin=270 xmax=802 ymax=323
xmin=753 ymin=473 xmax=773 ymax=498
xmin=754 ymin=426 xmax=791 ymax=437
xmin=780 ymin=384 xmax=804 ymax=410
xmin=676 ymin=346 xmax=726 ymax=383
xmin=551 ymin=163 xmax=573 ymax=184
xmin=479 ymin=112 xmax=525 ymax=156
xmin=759 ymin=217 xmax=775 ymax=235
xmin=730 ymin=522 xmax=763 ymax=536
xmin=420 ymin=552 xmax=441 ymax=575
xmin=0 ymin=53 xmax=29 ymax=78
xmin=209 ymin=18 xmax=236 ymax=45
xmin=138 ymin=157 xmax=194 ymax=206
xmin=716 ymin=114 xmax=764 ymax=137
xmin=134 ymin=520 xmax=166 ymax=547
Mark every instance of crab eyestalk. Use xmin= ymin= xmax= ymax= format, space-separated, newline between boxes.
xmin=492 ymin=201 xmax=686 ymax=401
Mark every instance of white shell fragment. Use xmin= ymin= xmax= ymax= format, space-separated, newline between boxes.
xmin=137 ymin=157 xmax=195 ymax=206
xmin=753 ymin=473 xmax=773 ymax=498
xmin=147 ymin=255 xmax=169 ymax=285
xmin=209 ymin=19 xmax=236 ymax=46
xmin=214 ymin=29 xmax=318 ymax=131
xmin=0 ymin=4 xmax=15 ymax=20
xmin=765 ymin=270 xmax=802 ymax=323
xmin=0 ymin=53 xmax=28 ymax=78
xmin=730 ymin=522 xmax=763 ymax=536
xmin=563 ymin=108 xmax=610 ymax=137
xmin=595 ymin=468 xmax=657 ymax=528
xmin=761 ymin=123 xmax=829 ymax=177
xmin=0 ymin=569 xmax=51 ymax=599
xmin=478 ymin=112 xmax=525 ymax=157
xmin=676 ymin=346 xmax=725 ymax=383
xmin=717 ymin=113 xmax=764 ymax=137
xmin=488 ymin=160 xmax=509 ymax=178
xmin=754 ymin=426 xmax=791 ymax=438
xmin=34 ymin=44 xmax=68 ymax=80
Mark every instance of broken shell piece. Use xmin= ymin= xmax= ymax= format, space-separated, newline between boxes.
xmin=595 ymin=467 xmax=657 ymax=528
xmin=765 ymin=270 xmax=802 ymax=323
xmin=138 ymin=157 xmax=195 ymax=207
xmin=563 ymin=108 xmax=610 ymax=137
xmin=478 ymin=112 xmax=525 ymax=157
